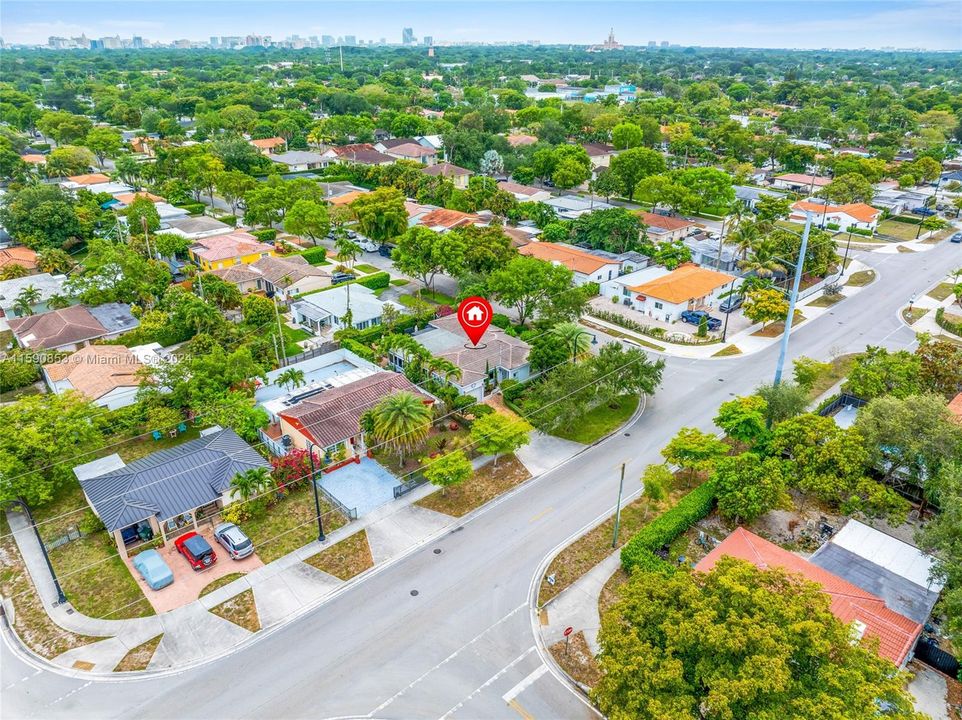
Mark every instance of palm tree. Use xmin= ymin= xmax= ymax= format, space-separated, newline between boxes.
xmin=231 ymin=467 xmax=273 ymax=502
xmin=727 ymin=220 xmax=763 ymax=262
xmin=47 ymin=293 xmax=71 ymax=310
xmin=334 ymin=235 xmax=362 ymax=272
xmin=0 ymin=264 xmax=29 ymax=281
xmin=12 ymin=285 xmax=41 ymax=316
xmin=369 ymin=391 xmax=432 ymax=465
xmin=277 ymin=368 xmax=306 ymax=391
xmin=37 ymin=248 xmax=74 ymax=274
xmin=426 ymin=356 xmax=461 ymax=382
xmin=738 ymin=239 xmax=787 ymax=278
xmin=550 ymin=322 xmax=592 ymax=361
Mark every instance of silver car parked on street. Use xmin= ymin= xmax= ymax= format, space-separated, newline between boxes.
xmin=213 ymin=522 xmax=255 ymax=560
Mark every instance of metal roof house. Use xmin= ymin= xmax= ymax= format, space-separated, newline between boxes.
xmin=74 ymin=428 xmax=270 ymax=555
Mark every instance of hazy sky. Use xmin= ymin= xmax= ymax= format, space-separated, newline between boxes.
xmin=2 ymin=0 xmax=961 ymax=50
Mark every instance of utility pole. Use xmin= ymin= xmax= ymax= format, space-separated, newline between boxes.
xmin=773 ymin=212 xmax=813 ymax=386
xmin=611 ymin=462 xmax=626 ymax=549
xmin=306 ymin=443 xmax=326 ymax=542
xmin=271 ymin=331 xmax=282 ymax=370
xmin=273 ymin=296 xmax=287 ymax=368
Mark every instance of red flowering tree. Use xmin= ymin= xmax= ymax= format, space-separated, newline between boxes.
xmin=271 ymin=448 xmax=313 ymax=491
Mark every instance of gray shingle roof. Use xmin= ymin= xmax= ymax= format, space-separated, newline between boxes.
xmin=78 ymin=428 xmax=270 ymax=531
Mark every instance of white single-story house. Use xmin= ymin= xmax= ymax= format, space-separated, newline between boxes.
xmin=497 ymin=180 xmax=551 ymax=203
xmin=390 ymin=315 xmax=532 ymax=402
xmin=734 ymin=185 xmax=789 ymax=210
xmin=872 ymin=188 xmax=929 ymax=215
xmin=771 ymin=173 xmax=831 ymax=192
xmin=9 ymin=303 xmax=139 ymax=352
xmin=291 ymin=284 xmax=402 ymax=334
xmin=43 ymin=343 xmax=165 ymax=410
xmin=270 ymin=150 xmax=326 ymax=172
xmin=208 ymin=255 xmax=331 ymax=303
xmin=422 ymin=162 xmax=473 ymax=189
xmin=0 ymin=273 xmax=70 ymax=318
xmin=602 ymin=263 xmax=737 ymax=323
xmin=543 ymin=195 xmax=615 ymax=220
xmin=790 ymin=200 xmax=881 ymax=231
xmin=637 ymin=211 xmax=700 ymax=242
xmin=161 ymin=215 xmax=235 ymax=240
xmin=518 ymin=242 xmax=624 ymax=285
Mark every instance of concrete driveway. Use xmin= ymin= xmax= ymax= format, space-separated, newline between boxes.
xmin=125 ymin=526 xmax=264 ymax=614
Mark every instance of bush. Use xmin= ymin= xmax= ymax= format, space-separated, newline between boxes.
xmin=175 ymin=201 xmax=206 ymax=215
xmin=936 ymin=307 xmax=962 ymax=336
xmin=0 ymin=354 xmax=40 ymax=391
xmin=357 ymin=272 xmax=390 ymax=290
xmin=300 ymin=246 xmax=327 ymax=265
xmin=251 ymin=229 xmax=277 ymax=242
xmin=216 ymin=214 xmax=238 ymax=227
xmin=581 ymin=281 xmax=600 ymax=298
xmin=78 ymin=510 xmax=106 ymax=536
xmin=340 ymin=337 xmax=376 ymax=362
xmin=491 ymin=313 xmax=512 ymax=330
xmin=825 ymin=222 xmax=840 ymax=231
xmin=620 ymin=480 xmax=716 ymax=573
xmin=847 ymin=226 xmax=873 ymax=236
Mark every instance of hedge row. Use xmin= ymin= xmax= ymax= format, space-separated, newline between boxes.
xmin=620 ymin=480 xmax=716 ymax=574
xmin=340 ymin=337 xmax=376 ymax=362
xmin=936 ymin=307 xmax=962 ymax=337
xmin=175 ymin=201 xmax=206 ymax=215
xmin=251 ymin=229 xmax=277 ymax=242
xmin=300 ymin=246 xmax=327 ymax=265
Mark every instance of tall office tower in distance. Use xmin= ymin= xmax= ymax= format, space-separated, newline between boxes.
xmin=402 ymin=27 xmax=415 ymax=45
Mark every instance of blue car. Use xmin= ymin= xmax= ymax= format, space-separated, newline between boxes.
xmin=133 ymin=549 xmax=174 ymax=590
xmin=679 ymin=310 xmax=722 ymax=331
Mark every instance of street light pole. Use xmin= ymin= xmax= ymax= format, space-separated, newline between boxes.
xmin=773 ymin=212 xmax=813 ymax=386
xmin=611 ymin=462 xmax=626 ymax=549
xmin=721 ymin=279 xmax=735 ymax=342
xmin=306 ymin=442 xmax=326 ymax=542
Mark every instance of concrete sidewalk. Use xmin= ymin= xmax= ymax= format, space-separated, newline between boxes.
xmin=4 ymin=474 xmax=452 ymax=675
xmin=540 ymin=551 xmax=621 ymax=655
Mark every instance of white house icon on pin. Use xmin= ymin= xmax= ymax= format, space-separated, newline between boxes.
xmin=466 ymin=305 xmax=485 ymax=323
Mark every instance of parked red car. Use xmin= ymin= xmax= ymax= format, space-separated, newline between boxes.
xmin=174 ymin=531 xmax=217 ymax=571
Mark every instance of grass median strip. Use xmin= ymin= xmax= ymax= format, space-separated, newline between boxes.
xmin=712 ymin=344 xmax=742 ymax=357
xmin=209 ymin=588 xmax=260 ymax=633
xmin=928 ymin=282 xmax=957 ymax=301
xmin=199 ymin=572 xmax=246 ymax=598
xmin=303 ymin=529 xmax=373 ymax=580
xmin=416 ymin=455 xmax=531 ymax=517
xmin=114 ymin=634 xmax=163 ymax=672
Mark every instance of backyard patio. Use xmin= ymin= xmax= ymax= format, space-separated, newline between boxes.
xmin=318 ymin=457 xmax=399 ymax=517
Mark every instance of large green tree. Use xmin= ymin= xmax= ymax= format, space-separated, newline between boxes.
xmin=594 ymin=557 xmax=926 ymax=720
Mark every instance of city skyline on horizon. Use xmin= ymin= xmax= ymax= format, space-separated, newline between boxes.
xmin=3 ymin=0 xmax=961 ymax=51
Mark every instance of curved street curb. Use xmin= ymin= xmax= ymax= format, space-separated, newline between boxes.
xmin=1 ymin=393 xmax=650 ymax=684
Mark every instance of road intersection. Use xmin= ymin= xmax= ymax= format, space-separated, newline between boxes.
xmin=2 ymin=240 xmax=956 ymax=720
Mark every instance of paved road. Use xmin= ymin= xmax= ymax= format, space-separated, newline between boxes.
xmin=2 ymin=242 xmax=955 ymax=720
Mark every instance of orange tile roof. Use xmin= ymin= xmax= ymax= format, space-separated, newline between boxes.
xmin=775 ymin=173 xmax=831 ymax=187
xmin=696 ymin=528 xmax=922 ymax=666
xmin=418 ymin=208 xmax=482 ymax=230
xmin=949 ymin=392 xmax=962 ymax=421
xmin=518 ymin=242 xmax=614 ymax=275
xmin=43 ymin=345 xmax=144 ymax=401
xmin=628 ymin=263 xmax=735 ymax=303
xmin=21 ymin=154 xmax=46 ymax=165
xmin=637 ymin=211 xmax=698 ymax=232
xmin=791 ymin=200 xmax=880 ymax=224
xmin=190 ymin=232 xmax=275 ymax=262
xmin=67 ymin=173 xmax=111 ymax=185
xmin=0 ymin=247 xmax=38 ymax=271
xmin=251 ymin=136 xmax=286 ymax=149
xmin=113 ymin=191 xmax=163 ymax=204
xmin=506 ymin=133 xmax=538 ymax=147
xmin=327 ymin=190 xmax=367 ymax=206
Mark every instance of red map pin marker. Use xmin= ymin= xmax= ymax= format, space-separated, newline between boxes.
xmin=457 ymin=296 xmax=493 ymax=347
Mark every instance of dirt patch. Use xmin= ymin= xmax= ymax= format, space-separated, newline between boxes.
xmin=598 ymin=568 xmax=629 ymax=618
xmin=751 ymin=310 xmax=806 ymax=338
xmin=303 ymin=529 xmax=373 ymax=580
xmin=209 ymin=588 xmax=260 ymax=633
xmin=416 ymin=454 xmax=530 ymax=517
xmin=947 ymin=674 xmax=961 ymax=720
xmin=114 ymin=634 xmax=162 ymax=672
xmin=549 ymin=631 xmax=602 ymax=689
xmin=808 ymin=294 xmax=844 ymax=308
xmin=0 ymin=513 xmax=100 ymax=659
xmin=898 ymin=245 xmax=917 ymax=253
xmin=903 ymin=307 xmax=929 ymax=325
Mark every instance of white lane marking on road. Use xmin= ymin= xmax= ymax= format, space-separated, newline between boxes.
xmin=501 ymin=664 xmax=547 ymax=703
xmin=438 ymin=647 xmax=538 ymax=720
xmin=366 ymin=603 xmax=526 ymax=717
xmin=49 ymin=680 xmax=92 ymax=706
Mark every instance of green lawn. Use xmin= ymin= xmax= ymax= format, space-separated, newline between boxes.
xmin=928 ymin=283 xmax=957 ymax=301
xmin=552 ymin=395 xmax=639 ymax=444
xmin=241 ymin=482 xmax=348 ymax=563
xmin=420 ymin=289 xmax=456 ymax=305
xmin=876 ymin=219 xmax=923 ymax=241
xmin=389 ymin=278 xmax=409 ymax=286
xmin=354 ymin=263 xmax=380 ymax=274
xmin=33 ymin=484 xmax=153 ymax=620
xmin=279 ymin=325 xmax=312 ymax=356
xmin=117 ymin=425 xmax=202 ymax=463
